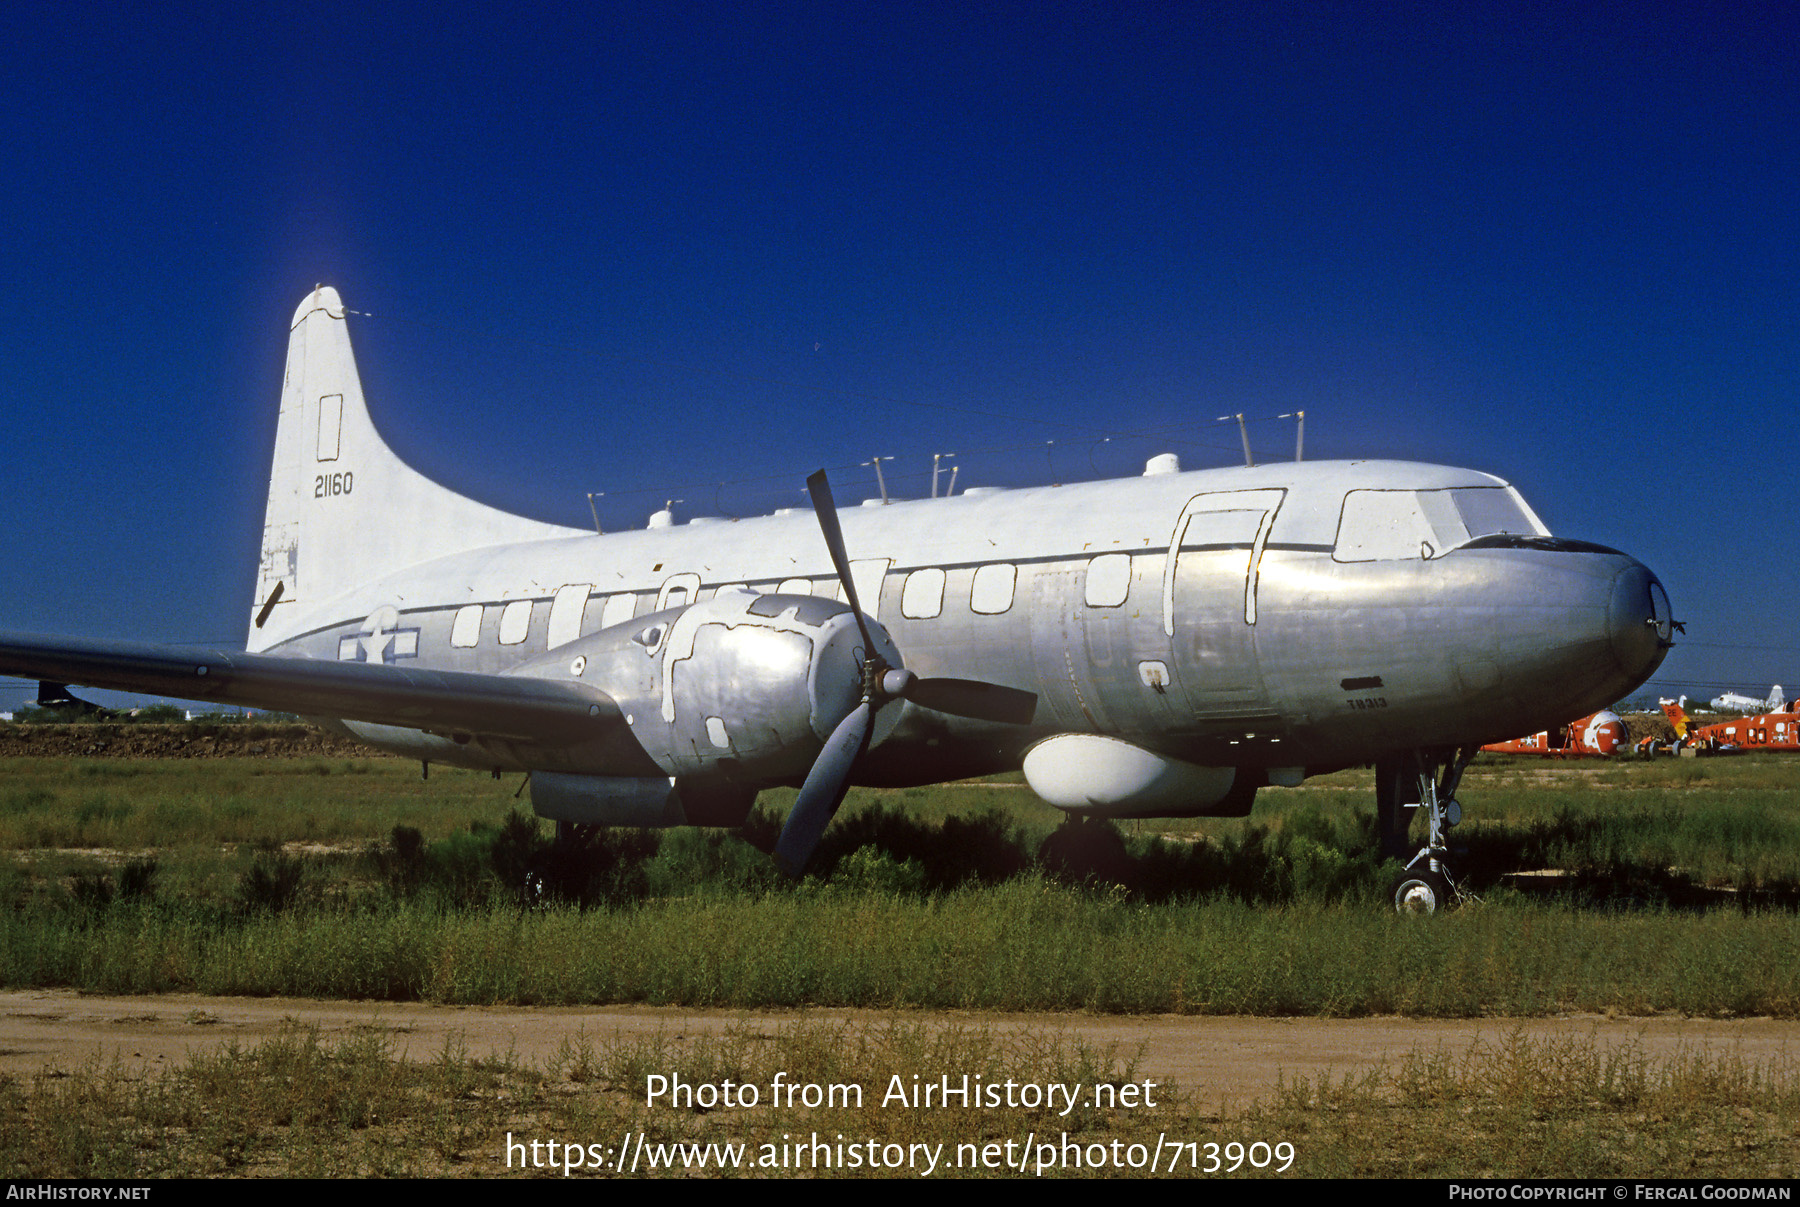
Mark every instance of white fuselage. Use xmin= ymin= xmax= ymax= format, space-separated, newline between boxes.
xmin=265 ymin=456 xmax=1669 ymax=787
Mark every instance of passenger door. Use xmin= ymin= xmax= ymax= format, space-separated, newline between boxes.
xmin=1162 ymin=489 xmax=1285 ymax=720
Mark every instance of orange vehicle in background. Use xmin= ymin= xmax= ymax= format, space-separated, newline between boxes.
xmin=1482 ymin=710 xmax=1627 ymax=757
xmin=1658 ymin=698 xmax=1800 ymax=754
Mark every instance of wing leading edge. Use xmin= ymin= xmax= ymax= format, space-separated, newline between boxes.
xmin=0 ymin=631 xmax=625 ymax=747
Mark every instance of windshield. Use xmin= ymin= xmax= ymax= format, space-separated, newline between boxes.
xmin=1334 ymin=487 xmax=1545 ymax=561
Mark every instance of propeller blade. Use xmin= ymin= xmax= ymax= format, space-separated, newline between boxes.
xmin=773 ymin=699 xmax=874 ymax=876
xmin=908 ymin=678 xmax=1038 ymax=726
xmin=775 ymin=470 xmax=1034 ymax=877
xmin=805 ymin=469 xmax=878 ymax=652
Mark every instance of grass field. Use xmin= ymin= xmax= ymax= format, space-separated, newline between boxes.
xmin=2 ymin=745 xmax=1798 ymax=1016
xmin=5 ymin=738 xmax=1800 ymax=1176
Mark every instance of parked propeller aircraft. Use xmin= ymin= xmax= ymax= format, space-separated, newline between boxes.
xmin=1710 ymin=685 xmax=1785 ymax=714
xmin=0 ymin=287 xmax=1676 ymax=911
xmin=1480 ymin=710 xmax=1628 ymax=758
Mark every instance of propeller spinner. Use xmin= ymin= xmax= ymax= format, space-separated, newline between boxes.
xmin=772 ymin=471 xmax=1037 ymax=876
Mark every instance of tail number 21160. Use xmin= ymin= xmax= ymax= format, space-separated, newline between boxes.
xmin=315 ymin=472 xmax=354 ymax=498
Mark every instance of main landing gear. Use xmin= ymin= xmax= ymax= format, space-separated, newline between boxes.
xmin=1377 ymin=748 xmax=1476 ymax=914
xmin=520 ymin=820 xmax=602 ymax=907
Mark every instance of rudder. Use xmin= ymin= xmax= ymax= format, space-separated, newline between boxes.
xmin=248 ymin=287 xmax=581 ymax=651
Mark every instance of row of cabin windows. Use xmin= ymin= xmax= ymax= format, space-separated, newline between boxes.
xmin=445 ymin=552 xmax=1139 ymax=649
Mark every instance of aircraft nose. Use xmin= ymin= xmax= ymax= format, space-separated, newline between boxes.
xmin=1608 ymin=560 xmax=1673 ymax=683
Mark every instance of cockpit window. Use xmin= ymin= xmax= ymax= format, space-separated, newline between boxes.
xmin=1448 ymin=488 xmax=1538 ymax=541
xmin=1335 ymin=491 xmax=1439 ymax=561
xmin=1334 ymin=487 xmax=1545 ymax=562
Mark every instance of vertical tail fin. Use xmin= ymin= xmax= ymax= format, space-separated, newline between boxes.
xmin=248 ymin=287 xmax=581 ymax=651
xmin=1661 ymin=700 xmax=1690 ymax=738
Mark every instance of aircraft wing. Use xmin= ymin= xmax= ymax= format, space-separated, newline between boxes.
xmin=0 ymin=631 xmax=623 ymax=745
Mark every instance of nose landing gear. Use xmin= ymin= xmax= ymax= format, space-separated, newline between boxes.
xmin=1392 ymin=868 xmax=1452 ymax=913
xmin=1379 ymin=748 xmax=1475 ymax=913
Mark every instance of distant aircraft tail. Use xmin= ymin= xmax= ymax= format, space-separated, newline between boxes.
xmin=1661 ymin=700 xmax=1691 ymax=738
xmin=248 ymin=287 xmax=581 ymax=651
xmin=1768 ymin=685 xmax=1785 ymax=712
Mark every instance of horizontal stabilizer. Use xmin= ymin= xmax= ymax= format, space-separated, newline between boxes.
xmin=35 ymin=681 xmax=110 ymax=716
xmin=0 ymin=631 xmax=623 ymax=745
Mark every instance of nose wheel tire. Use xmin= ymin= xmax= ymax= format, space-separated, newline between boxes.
xmin=1392 ymin=869 xmax=1453 ymax=914
xmin=520 ymin=866 xmax=548 ymax=909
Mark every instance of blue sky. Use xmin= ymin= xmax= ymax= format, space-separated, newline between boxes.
xmin=1 ymin=1 xmax=1794 ymax=710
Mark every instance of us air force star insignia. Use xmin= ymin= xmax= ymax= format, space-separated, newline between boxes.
xmin=337 ymin=605 xmax=421 ymax=663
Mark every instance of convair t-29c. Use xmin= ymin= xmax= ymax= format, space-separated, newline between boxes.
xmin=0 ymin=287 xmax=1675 ymax=910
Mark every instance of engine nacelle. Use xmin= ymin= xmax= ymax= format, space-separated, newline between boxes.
xmin=509 ymin=590 xmax=903 ymax=785
xmin=529 ymin=772 xmax=757 ymax=828
xmin=1022 ymin=734 xmax=1244 ymax=818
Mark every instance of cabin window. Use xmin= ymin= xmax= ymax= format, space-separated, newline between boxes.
xmin=548 ymin=584 xmax=590 ymax=649
xmin=499 ymin=599 xmax=532 ymax=645
xmin=600 ymin=593 xmax=637 ymax=628
xmin=971 ymin=563 xmax=1017 ymax=615
xmin=450 ymin=604 xmax=482 ymax=648
xmin=1084 ymin=553 xmax=1131 ymax=608
xmin=901 ymin=568 xmax=945 ymax=619
xmin=657 ymin=573 xmax=701 ymax=610
xmin=848 ymin=559 xmax=891 ymax=615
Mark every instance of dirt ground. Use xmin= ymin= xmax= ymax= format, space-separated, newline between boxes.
xmin=0 ymin=722 xmax=378 ymax=760
xmin=4 ymin=989 xmax=1797 ymax=1112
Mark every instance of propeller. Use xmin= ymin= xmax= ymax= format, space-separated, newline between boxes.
xmin=773 ymin=470 xmax=1037 ymax=876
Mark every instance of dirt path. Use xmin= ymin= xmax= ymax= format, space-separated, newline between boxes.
xmin=4 ymin=989 xmax=1795 ymax=1111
